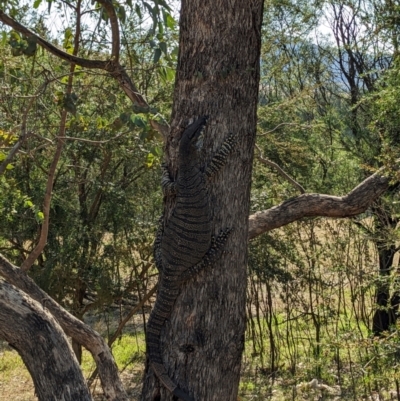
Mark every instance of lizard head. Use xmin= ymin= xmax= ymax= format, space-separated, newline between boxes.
xmin=180 ymin=116 xmax=209 ymax=152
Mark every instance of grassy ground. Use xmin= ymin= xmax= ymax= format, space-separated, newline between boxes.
xmin=2 ymin=330 xmax=400 ymax=401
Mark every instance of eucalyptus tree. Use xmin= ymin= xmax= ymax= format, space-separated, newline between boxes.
xmin=1 ymin=1 xmax=400 ymax=401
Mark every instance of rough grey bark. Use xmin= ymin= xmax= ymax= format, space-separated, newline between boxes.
xmin=0 ymin=254 xmax=129 ymax=401
xmin=141 ymin=1 xmax=264 ymax=401
xmin=0 ymin=280 xmax=92 ymax=401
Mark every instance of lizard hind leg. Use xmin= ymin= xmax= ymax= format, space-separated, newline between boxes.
xmin=161 ymin=163 xmax=177 ymax=196
xmin=178 ymin=227 xmax=233 ymax=282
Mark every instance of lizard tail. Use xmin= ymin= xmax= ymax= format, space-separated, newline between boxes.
xmin=173 ymin=386 xmax=195 ymax=401
xmin=148 ymin=338 xmax=194 ymax=401
xmin=147 ymin=298 xmax=194 ymax=401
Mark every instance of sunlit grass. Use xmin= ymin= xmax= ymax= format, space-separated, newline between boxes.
xmin=79 ymin=333 xmax=146 ymax=377
xmin=0 ymin=346 xmax=31 ymax=381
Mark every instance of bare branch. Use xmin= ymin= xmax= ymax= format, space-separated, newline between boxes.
xmin=248 ymin=169 xmax=390 ymax=239
xmin=59 ymin=130 xmax=129 ymax=144
xmin=97 ymin=0 xmax=120 ymax=61
xmin=257 ymin=122 xmax=313 ymax=136
xmin=20 ymin=1 xmax=83 ymax=271
xmin=255 ymin=144 xmax=306 ymax=193
xmin=150 ymin=119 xmax=170 ymax=139
xmin=0 ymin=10 xmax=149 ymax=108
xmin=109 ymin=285 xmax=157 ymax=346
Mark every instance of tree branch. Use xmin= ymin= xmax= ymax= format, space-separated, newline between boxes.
xmin=150 ymin=119 xmax=170 ymax=139
xmin=20 ymin=1 xmax=85 ymax=271
xmin=255 ymin=144 xmax=306 ymax=193
xmin=0 ymin=254 xmax=129 ymax=401
xmin=87 ymin=284 xmax=158 ymax=386
xmin=248 ymin=168 xmax=391 ymax=239
xmin=0 ymin=281 xmax=92 ymax=401
xmin=0 ymin=73 xmax=52 ymax=175
xmin=97 ymin=0 xmax=120 ymax=61
xmin=0 ymin=9 xmax=149 ymax=108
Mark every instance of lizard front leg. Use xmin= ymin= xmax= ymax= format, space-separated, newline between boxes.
xmin=205 ymin=132 xmax=238 ymax=179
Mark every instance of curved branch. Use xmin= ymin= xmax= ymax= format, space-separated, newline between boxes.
xmin=0 ymin=10 xmax=149 ymax=108
xmin=0 ymin=10 xmax=105 ymax=68
xmin=0 ymin=254 xmax=129 ymax=401
xmin=97 ymin=0 xmax=120 ymax=61
xmin=0 ymin=281 xmax=92 ymax=401
xmin=248 ymin=169 xmax=390 ymax=239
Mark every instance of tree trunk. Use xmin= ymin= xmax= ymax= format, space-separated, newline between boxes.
xmin=368 ymin=199 xmax=400 ymax=335
xmin=0 ymin=281 xmax=92 ymax=401
xmin=141 ymin=1 xmax=264 ymax=401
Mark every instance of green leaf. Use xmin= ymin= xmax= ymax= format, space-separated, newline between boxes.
xmin=24 ymin=200 xmax=34 ymax=208
xmin=131 ymin=115 xmax=146 ymax=128
xmin=22 ymin=37 xmax=37 ymax=57
xmin=146 ymin=152 xmax=155 ymax=167
xmin=163 ymin=11 xmax=176 ymax=29
xmin=159 ymin=41 xmax=167 ymax=54
xmin=135 ymin=4 xmax=142 ymax=19
xmin=117 ymin=6 xmax=126 ymax=23
xmin=9 ymin=30 xmax=21 ymax=41
xmin=143 ymin=2 xmax=153 ymax=16
xmin=150 ymin=146 xmax=162 ymax=157
xmin=37 ymin=211 xmax=44 ymax=222
xmin=143 ymin=2 xmax=157 ymax=31
xmin=63 ymin=93 xmax=78 ymax=115
xmin=33 ymin=0 xmax=42 ymax=9
xmin=63 ymin=27 xmax=73 ymax=53
xmin=1 ymin=32 xmax=7 ymax=46
xmin=140 ymin=130 xmax=148 ymax=141
xmin=159 ymin=66 xmax=175 ymax=83
xmin=155 ymin=0 xmax=171 ymax=11
xmin=153 ymin=48 xmax=161 ymax=63
xmin=171 ymin=46 xmax=179 ymax=57
xmin=119 ymin=112 xmax=130 ymax=124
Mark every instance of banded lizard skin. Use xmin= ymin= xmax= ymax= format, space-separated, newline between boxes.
xmin=146 ymin=116 xmax=237 ymax=401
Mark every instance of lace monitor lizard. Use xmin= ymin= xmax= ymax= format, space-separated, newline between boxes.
xmin=146 ymin=116 xmax=237 ymax=401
